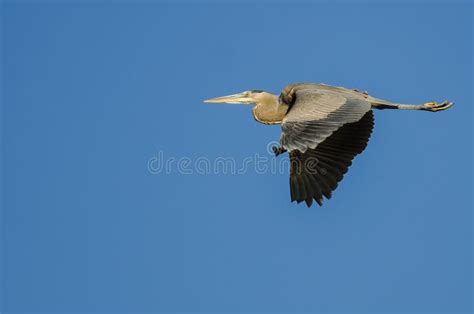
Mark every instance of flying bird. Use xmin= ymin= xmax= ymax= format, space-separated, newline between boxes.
xmin=205 ymin=83 xmax=453 ymax=207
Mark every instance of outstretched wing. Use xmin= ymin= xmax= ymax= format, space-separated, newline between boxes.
xmin=289 ymin=110 xmax=374 ymax=206
xmin=280 ymin=88 xmax=371 ymax=153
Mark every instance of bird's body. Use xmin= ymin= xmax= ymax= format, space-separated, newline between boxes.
xmin=205 ymin=83 xmax=453 ymax=207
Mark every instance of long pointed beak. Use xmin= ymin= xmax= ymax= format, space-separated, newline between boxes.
xmin=204 ymin=92 xmax=254 ymax=104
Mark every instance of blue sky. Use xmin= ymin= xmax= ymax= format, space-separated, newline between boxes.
xmin=2 ymin=1 xmax=472 ymax=313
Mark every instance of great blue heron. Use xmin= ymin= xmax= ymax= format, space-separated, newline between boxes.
xmin=205 ymin=83 xmax=453 ymax=207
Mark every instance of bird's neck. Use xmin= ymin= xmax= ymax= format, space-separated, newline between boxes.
xmin=252 ymin=93 xmax=288 ymax=125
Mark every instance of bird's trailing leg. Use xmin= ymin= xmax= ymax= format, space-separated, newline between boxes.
xmin=272 ymin=145 xmax=287 ymax=157
xmin=371 ymin=100 xmax=453 ymax=112
xmin=421 ymin=101 xmax=454 ymax=112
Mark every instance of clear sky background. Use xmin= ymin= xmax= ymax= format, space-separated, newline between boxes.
xmin=2 ymin=1 xmax=472 ymax=313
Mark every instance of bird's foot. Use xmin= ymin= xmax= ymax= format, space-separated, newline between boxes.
xmin=272 ymin=145 xmax=287 ymax=157
xmin=422 ymin=100 xmax=454 ymax=112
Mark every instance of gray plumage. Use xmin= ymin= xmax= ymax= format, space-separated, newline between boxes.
xmin=205 ymin=82 xmax=453 ymax=207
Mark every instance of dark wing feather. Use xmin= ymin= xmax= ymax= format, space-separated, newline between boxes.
xmin=289 ymin=110 xmax=374 ymax=206
xmin=280 ymin=89 xmax=371 ymax=153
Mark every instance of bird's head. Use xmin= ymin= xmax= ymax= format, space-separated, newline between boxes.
xmin=204 ymin=89 xmax=285 ymax=124
xmin=204 ymin=90 xmax=268 ymax=105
